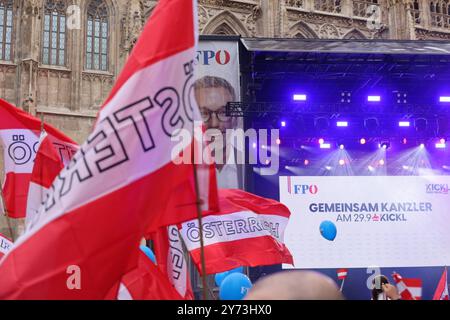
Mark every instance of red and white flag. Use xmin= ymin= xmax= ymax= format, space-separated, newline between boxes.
xmin=433 ymin=267 xmax=449 ymax=300
xmin=337 ymin=269 xmax=348 ymax=280
xmin=105 ymin=249 xmax=183 ymax=300
xmin=0 ymin=0 xmax=217 ymax=299
xmin=151 ymin=226 xmax=194 ymax=300
xmin=392 ymin=272 xmax=422 ymax=300
xmin=25 ymin=130 xmax=78 ymax=227
xmin=0 ymin=98 xmax=77 ymax=218
xmin=180 ymin=189 xmax=294 ymax=275
xmin=0 ymin=233 xmax=13 ymax=260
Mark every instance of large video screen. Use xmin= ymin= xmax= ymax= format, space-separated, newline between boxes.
xmin=280 ymin=176 xmax=450 ymax=269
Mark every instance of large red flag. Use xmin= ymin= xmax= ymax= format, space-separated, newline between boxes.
xmin=433 ymin=267 xmax=449 ymax=300
xmin=180 ymin=189 xmax=294 ymax=275
xmin=151 ymin=226 xmax=194 ymax=299
xmin=105 ymin=250 xmax=183 ymax=300
xmin=0 ymin=98 xmax=77 ymax=218
xmin=0 ymin=0 xmax=216 ymax=299
xmin=25 ymin=130 xmax=78 ymax=227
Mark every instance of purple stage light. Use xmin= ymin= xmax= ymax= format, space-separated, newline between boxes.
xmin=281 ymin=121 xmax=286 ymax=127
xmin=318 ymin=138 xmax=325 ymax=145
xmin=398 ymin=121 xmax=410 ymax=127
xmin=440 ymin=96 xmax=450 ymax=102
xmin=336 ymin=121 xmax=348 ymax=127
xmin=293 ymin=94 xmax=307 ymax=101
xmin=360 ymin=138 xmax=366 ymax=145
xmin=320 ymin=143 xmax=331 ymax=149
xmin=368 ymin=95 xmax=381 ymax=102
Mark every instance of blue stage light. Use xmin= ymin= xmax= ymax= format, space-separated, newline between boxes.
xmin=293 ymin=94 xmax=307 ymax=101
xmin=368 ymin=95 xmax=381 ymax=102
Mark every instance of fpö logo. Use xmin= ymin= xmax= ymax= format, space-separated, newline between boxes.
xmin=426 ymin=184 xmax=449 ymax=194
xmin=196 ymin=50 xmax=231 ymax=65
xmin=287 ymin=177 xmax=318 ymax=195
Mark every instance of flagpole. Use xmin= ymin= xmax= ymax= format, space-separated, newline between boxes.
xmin=340 ymin=278 xmax=345 ymax=292
xmin=191 ymin=130 xmax=209 ymax=301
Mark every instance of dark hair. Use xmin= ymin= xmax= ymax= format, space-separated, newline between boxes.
xmin=194 ymin=76 xmax=236 ymax=101
xmin=371 ymin=275 xmax=390 ymax=300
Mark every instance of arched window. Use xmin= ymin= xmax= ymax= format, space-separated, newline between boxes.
xmin=0 ymin=0 xmax=13 ymax=61
xmin=42 ymin=0 xmax=67 ymax=66
xmin=86 ymin=0 xmax=109 ymax=71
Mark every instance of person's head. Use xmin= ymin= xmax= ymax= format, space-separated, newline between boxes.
xmin=194 ymin=76 xmax=236 ymax=133
xmin=244 ymin=270 xmax=344 ymax=300
xmin=371 ymin=275 xmax=390 ymax=300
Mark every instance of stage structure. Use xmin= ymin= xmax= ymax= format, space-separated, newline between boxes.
xmin=230 ymin=37 xmax=450 ymax=300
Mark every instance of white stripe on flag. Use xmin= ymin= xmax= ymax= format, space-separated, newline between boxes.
xmin=408 ymin=287 xmax=422 ymax=298
xmin=180 ymin=210 xmax=289 ymax=251
xmin=117 ymin=283 xmax=133 ymax=300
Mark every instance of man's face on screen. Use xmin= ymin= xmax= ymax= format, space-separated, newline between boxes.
xmin=195 ymin=86 xmax=233 ymax=134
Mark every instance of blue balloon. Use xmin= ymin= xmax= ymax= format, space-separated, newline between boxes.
xmin=215 ymin=266 xmax=245 ymax=287
xmin=140 ymin=245 xmax=156 ymax=264
xmin=228 ymin=266 xmax=244 ymax=275
xmin=219 ymin=273 xmax=252 ymax=300
xmin=215 ymin=271 xmax=230 ymax=287
xmin=320 ymin=220 xmax=337 ymax=241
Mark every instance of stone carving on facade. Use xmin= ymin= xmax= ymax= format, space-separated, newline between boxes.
xmin=202 ymin=10 xmax=250 ymax=35
xmin=142 ymin=0 xmax=157 ymax=20
xmin=287 ymin=8 xmax=379 ymax=39
xmin=289 ymin=21 xmax=318 ymax=38
xmin=121 ymin=1 xmax=145 ymax=57
xmin=199 ymin=0 xmax=260 ymax=36
xmin=244 ymin=4 xmax=261 ymax=36
xmin=287 ymin=10 xmax=353 ymax=28
xmin=23 ymin=0 xmax=42 ymax=17
xmin=318 ymin=23 xmax=341 ymax=39
xmin=198 ymin=5 xmax=209 ymax=32
xmin=416 ymin=28 xmax=450 ymax=40
xmin=20 ymin=59 xmax=39 ymax=111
